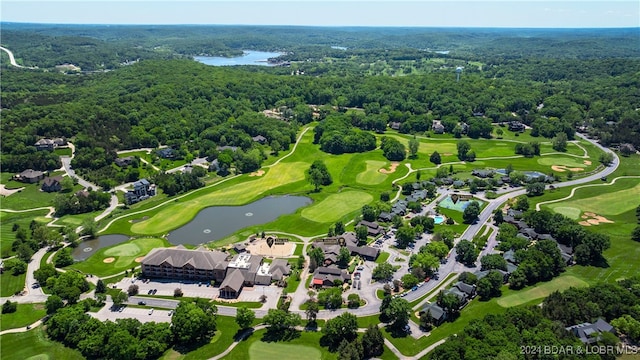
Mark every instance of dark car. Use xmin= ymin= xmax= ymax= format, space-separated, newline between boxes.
xmin=138 ymin=301 xmax=146 ymax=305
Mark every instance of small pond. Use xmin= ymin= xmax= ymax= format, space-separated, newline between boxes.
xmin=72 ymin=234 xmax=129 ymax=261
xmin=167 ymin=195 xmax=312 ymax=245
xmin=194 ymin=50 xmax=283 ymax=66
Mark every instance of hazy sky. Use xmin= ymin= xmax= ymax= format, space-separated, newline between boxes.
xmin=2 ymin=1 xmax=639 ymax=28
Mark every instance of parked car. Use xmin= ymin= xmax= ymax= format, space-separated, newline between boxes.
xmin=356 ymin=266 xmax=364 ymax=271
xmin=152 ymin=289 xmax=157 ymax=294
xmin=148 ymin=308 xmax=154 ymax=315
xmin=147 ymin=289 xmax=153 ymax=295
xmin=118 ymin=306 xmax=125 ymax=312
xmin=168 ymin=310 xmax=174 ymax=316
xmin=138 ymin=301 xmax=146 ymax=305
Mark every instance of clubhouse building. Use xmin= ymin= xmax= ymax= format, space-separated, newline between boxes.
xmin=141 ymin=245 xmax=290 ymax=298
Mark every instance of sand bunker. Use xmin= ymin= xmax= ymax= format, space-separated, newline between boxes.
xmin=249 ymin=170 xmax=265 ymax=177
xmin=245 ymin=238 xmax=295 ymax=257
xmin=443 ymin=153 xmax=453 ymax=156
xmin=584 ymin=160 xmax=592 ymax=165
xmin=379 ymin=162 xmax=400 ymax=174
xmin=0 ymin=184 xmax=25 ymax=197
xmin=134 ymin=257 xmax=144 ymax=263
xmin=578 ymin=212 xmax=614 ymax=226
xmin=551 ymin=165 xmax=584 ymax=172
xmin=103 ymin=257 xmax=115 ymax=263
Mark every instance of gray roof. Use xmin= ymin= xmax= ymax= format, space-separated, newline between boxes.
xmin=18 ymin=169 xmax=44 ymax=179
xmin=42 ymin=176 xmax=63 ymax=187
xmin=420 ymin=302 xmax=446 ymax=320
xmin=220 ymin=269 xmax=244 ymax=292
xmin=142 ymin=247 xmax=228 ymax=270
xmin=454 ymin=281 xmax=476 ymax=296
xmin=270 ymin=259 xmax=291 ymax=277
xmin=566 ymin=319 xmax=614 ymax=344
xmin=347 ymin=245 xmax=380 ymax=259
xmin=503 ymin=250 xmax=517 ymax=264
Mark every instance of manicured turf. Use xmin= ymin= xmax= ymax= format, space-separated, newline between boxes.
xmin=548 ymin=181 xmax=640 ymax=217
xmin=0 ymin=327 xmax=85 ymax=360
xmin=0 ymin=173 xmax=58 ymax=211
xmin=131 ymin=161 xmax=308 ymax=235
xmin=0 ymin=303 xmax=46 ymax=331
xmin=0 ymin=209 xmax=50 ymax=257
xmin=497 ymin=275 xmax=588 ymax=307
xmin=249 ymin=341 xmax=321 ymax=360
xmin=300 ymin=191 xmax=373 ymax=223
xmin=69 ymin=237 xmax=169 ymax=277
xmin=355 ymin=160 xmax=389 ymax=185
xmin=0 ymin=272 xmax=26 ymax=297
xmin=537 ymin=156 xmax=588 ymax=168
xmin=551 ymin=206 xmax=582 ymax=220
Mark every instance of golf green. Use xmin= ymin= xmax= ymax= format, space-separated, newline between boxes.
xmin=550 ymin=206 xmax=582 ymax=220
xmin=356 ymin=160 xmax=388 ymax=185
xmin=537 ymin=157 xmax=587 ymax=168
xmin=248 ymin=341 xmax=321 ymax=360
xmin=497 ymin=275 xmax=588 ymax=307
xmin=301 ymin=191 xmax=373 ymax=223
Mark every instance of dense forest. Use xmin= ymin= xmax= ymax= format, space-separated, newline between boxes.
xmin=1 ymin=25 xmax=639 ymax=185
xmin=430 ymin=277 xmax=640 ymax=360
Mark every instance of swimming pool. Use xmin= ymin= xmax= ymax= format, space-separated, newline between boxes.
xmin=434 ymin=215 xmax=445 ymax=224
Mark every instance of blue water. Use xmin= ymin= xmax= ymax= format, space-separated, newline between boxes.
xmin=434 ymin=216 xmax=445 ymax=225
xmin=194 ymin=50 xmax=283 ymax=66
xmin=168 ymin=196 xmax=312 ymax=245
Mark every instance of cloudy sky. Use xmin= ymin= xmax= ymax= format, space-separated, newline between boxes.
xmin=2 ymin=1 xmax=638 ymax=28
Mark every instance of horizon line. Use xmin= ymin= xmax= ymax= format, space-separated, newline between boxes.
xmin=2 ymin=21 xmax=639 ymax=30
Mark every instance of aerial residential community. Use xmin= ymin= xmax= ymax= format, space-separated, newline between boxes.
xmin=1 ymin=2 xmax=640 ymax=360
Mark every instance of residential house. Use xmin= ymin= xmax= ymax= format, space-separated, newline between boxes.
xmin=41 ymin=176 xmax=63 ymax=192
xmin=311 ymin=266 xmax=350 ymax=288
xmin=226 ymin=253 xmax=264 ymax=286
xmin=566 ymin=319 xmax=615 ymax=344
xmin=389 ymin=122 xmax=401 ymax=130
xmin=453 ymin=281 xmax=476 ymax=299
xmin=357 ymin=220 xmax=385 ymax=237
xmin=208 ymin=159 xmax=220 ymax=172
xmin=378 ymin=212 xmax=393 ymax=222
xmin=432 ymin=121 xmax=445 ymax=134
xmin=156 ymin=148 xmax=175 ymax=159
xmin=15 ymin=169 xmax=45 ymax=183
xmin=508 ymin=121 xmax=525 ymax=132
xmin=34 ymin=138 xmax=54 ymax=151
xmin=419 ymin=302 xmax=447 ymax=326
xmin=252 ymin=135 xmax=267 ymax=144
xmin=472 ymin=169 xmax=494 ymax=178
xmin=443 ymin=287 xmax=469 ymax=309
xmin=52 ymin=138 xmax=67 ymax=147
xmin=115 ymin=156 xmax=135 ymax=167
xmin=124 ymin=178 xmax=156 ymax=205
xmin=268 ymin=259 xmax=291 ymax=281
xmin=391 ymin=200 xmax=408 ymax=216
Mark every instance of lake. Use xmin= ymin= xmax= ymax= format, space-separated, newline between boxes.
xmin=72 ymin=234 xmax=129 ymax=261
xmin=194 ymin=50 xmax=283 ymax=66
xmin=167 ymin=195 xmax=312 ymax=245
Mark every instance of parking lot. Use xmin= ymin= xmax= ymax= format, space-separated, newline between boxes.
xmin=90 ymin=304 xmax=173 ymax=323
xmin=114 ymin=276 xmax=282 ymax=304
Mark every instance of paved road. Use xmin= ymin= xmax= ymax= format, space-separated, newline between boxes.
xmin=0 ymin=46 xmax=35 ymax=69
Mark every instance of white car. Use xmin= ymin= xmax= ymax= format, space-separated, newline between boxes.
xmin=148 ymin=308 xmax=154 ymax=315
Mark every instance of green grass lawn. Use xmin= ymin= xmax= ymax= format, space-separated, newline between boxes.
xmin=0 ymin=209 xmax=50 ymax=258
xmin=160 ymin=315 xmax=241 ymax=360
xmin=0 ymin=173 xmax=57 ymax=210
xmin=497 ymin=275 xmax=588 ymax=307
xmin=375 ymin=251 xmax=390 ymax=264
xmin=0 ymin=327 xmax=85 ymax=360
xmin=0 ymin=303 xmax=46 ymax=331
xmin=248 ymin=341 xmax=322 ymax=360
xmin=301 ymin=191 xmax=373 ymax=223
xmin=0 ymin=272 xmax=26 ymax=297
xmin=222 ymin=328 xmax=334 ymax=360
xmin=69 ymin=237 xmax=169 ymax=277
xmin=547 ymin=179 xmax=640 ymax=218
xmin=355 ymin=160 xmax=389 ymax=185
xmin=536 ymin=156 xmax=588 ymax=168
